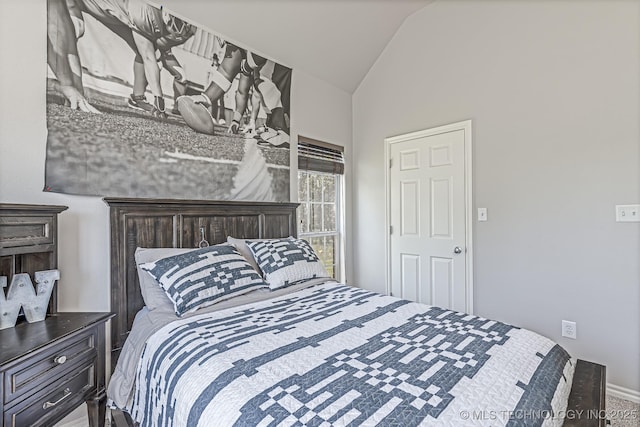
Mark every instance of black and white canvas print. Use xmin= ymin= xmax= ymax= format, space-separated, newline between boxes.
xmin=45 ymin=0 xmax=292 ymax=201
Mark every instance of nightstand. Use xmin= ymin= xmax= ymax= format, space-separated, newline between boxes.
xmin=0 ymin=312 xmax=114 ymax=427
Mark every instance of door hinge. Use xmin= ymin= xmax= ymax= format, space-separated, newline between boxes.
xmin=389 ymin=158 xmax=392 ymax=168
xmin=390 ymin=225 xmax=393 ymax=235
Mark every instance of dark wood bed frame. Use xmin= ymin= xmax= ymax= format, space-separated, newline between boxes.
xmin=104 ymin=198 xmax=606 ymax=427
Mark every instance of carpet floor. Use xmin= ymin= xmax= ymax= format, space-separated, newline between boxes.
xmin=607 ymin=394 xmax=640 ymax=427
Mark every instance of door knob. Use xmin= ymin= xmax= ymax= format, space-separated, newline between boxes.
xmin=454 ymin=246 xmax=463 ymax=254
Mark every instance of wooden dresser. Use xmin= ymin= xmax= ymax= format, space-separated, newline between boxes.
xmin=0 ymin=204 xmax=114 ymax=426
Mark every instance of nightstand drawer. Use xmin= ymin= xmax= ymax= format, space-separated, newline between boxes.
xmin=0 ymin=216 xmax=54 ymax=249
xmin=4 ymin=327 xmax=96 ymax=404
xmin=4 ymin=361 xmax=95 ymax=427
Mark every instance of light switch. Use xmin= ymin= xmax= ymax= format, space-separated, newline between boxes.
xmin=616 ymin=205 xmax=640 ymax=222
xmin=478 ymin=208 xmax=488 ymax=222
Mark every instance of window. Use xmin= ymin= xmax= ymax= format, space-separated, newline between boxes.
xmin=297 ymin=136 xmax=345 ymax=280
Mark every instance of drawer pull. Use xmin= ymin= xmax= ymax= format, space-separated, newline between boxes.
xmin=54 ymin=355 xmax=67 ymax=364
xmin=43 ymin=388 xmax=72 ymax=409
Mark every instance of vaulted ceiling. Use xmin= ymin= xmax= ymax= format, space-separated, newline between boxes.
xmin=159 ymin=0 xmax=433 ymax=93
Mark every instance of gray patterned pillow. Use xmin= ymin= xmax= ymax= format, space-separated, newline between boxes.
xmin=140 ymin=244 xmax=268 ymax=316
xmin=247 ymin=237 xmax=330 ymax=290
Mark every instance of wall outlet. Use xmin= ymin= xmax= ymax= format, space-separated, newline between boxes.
xmin=562 ymin=320 xmax=577 ymax=339
xmin=616 ymin=204 xmax=640 ymax=222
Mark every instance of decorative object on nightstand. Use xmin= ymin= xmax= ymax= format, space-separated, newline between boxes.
xmin=0 ymin=204 xmax=115 ymax=426
xmin=0 ymin=269 xmax=60 ymax=329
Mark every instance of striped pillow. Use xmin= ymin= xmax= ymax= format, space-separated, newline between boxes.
xmin=140 ymin=244 xmax=267 ymax=316
xmin=248 ymin=237 xmax=330 ymax=290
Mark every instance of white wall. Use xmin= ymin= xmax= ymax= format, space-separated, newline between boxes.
xmin=289 ymin=72 xmax=354 ymax=283
xmin=353 ymin=0 xmax=639 ymax=392
xmin=0 ymin=0 xmax=353 ymax=309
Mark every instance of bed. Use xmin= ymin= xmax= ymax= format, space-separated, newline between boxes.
xmin=103 ymin=198 xmax=606 ymax=427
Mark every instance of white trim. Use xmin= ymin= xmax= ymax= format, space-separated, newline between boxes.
xmin=337 ymin=174 xmax=346 ymax=283
xmin=607 ymin=383 xmax=640 ymax=403
xmin=384 ymin=120 xmax=474 ymax=314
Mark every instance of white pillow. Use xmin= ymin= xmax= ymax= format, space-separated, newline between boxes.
xmin=140 ymin=244 xmax=268 ymax=316
xmin=135 ymin=247 xmax=193 ymax=312
xmin=226 ymin=236 xmax=261 ymax=273
xmin=247 ymin=237 xmax=330 ymax=290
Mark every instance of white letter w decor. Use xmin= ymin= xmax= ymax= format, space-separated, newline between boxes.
xmin=0 ymin=270 xmax=59 ymax=330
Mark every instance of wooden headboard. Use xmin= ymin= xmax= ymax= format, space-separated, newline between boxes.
xmin=103 ymin=198 xmax=298 ymax=365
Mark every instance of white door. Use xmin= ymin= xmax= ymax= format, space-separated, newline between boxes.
xmin=386 ymin=121 xmax=472 ymax=313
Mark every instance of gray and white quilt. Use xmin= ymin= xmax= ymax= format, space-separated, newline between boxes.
xmin=125 ymin=283 xmax=574 ymax=426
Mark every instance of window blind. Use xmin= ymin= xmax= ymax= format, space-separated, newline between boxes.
xmin=298 ymin=136 xmax=344 ymax=175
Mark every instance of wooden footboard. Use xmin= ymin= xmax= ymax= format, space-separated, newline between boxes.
xmin=564 ymin=359 xmax=607 ymax=426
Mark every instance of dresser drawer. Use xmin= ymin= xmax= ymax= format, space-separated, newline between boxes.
xmin=3 ymin=327 xmax=96 ymax=405
xmin=0 ymin=216 xmax=54 ymax=249
xmin=4 ymin=361 xmax=95 ymax=427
